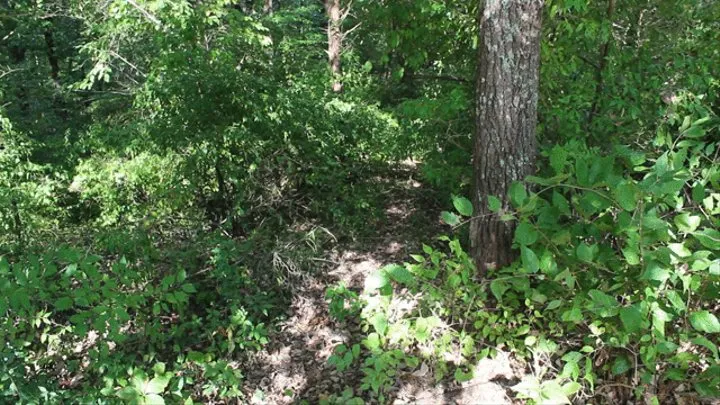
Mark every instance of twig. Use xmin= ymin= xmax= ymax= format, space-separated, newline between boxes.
xmin=125 ymin=0 xmax=162 ymax=27
xmin=108 ymin=50 xmax=146 ymax=77
xmin=0 ymin=67 xmax=23 ymax=80
xmin=412 ymin=73 xmax=471 ymax=84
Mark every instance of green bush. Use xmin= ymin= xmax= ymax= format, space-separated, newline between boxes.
xmin=0 ymin=233 xmax=280 ymax=403
xmin=335 ymin=95 xmax=720 ymax=403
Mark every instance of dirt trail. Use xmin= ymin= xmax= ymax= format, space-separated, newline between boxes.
xmin=242 ymin=165 xmax=522 ymax=404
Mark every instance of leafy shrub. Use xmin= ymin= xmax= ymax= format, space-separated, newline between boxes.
xmin=336 ymin=95 xmax=720 ymax=403
xmin=0 ymin=116 xmax=62 ymax=250
xmin=0 ymin=230 xmax=282 ymax=403
xmin=68 ymin=152 xmax=191 ymax=226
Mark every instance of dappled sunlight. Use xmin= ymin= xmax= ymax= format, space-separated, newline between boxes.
xmin=2 ymin=0 xmax=718 ymax=403
xmin=240 ymin=166 xmax=447 ymax=403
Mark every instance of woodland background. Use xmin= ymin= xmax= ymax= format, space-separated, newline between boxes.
xmin=0 ymin=0 xmax=719 ymax=404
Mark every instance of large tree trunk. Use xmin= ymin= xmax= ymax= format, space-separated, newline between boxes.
xmin=325 ymin=0 xmax=343 ymax=92
xmin=470 ymin=0 xmax=543 ymax=276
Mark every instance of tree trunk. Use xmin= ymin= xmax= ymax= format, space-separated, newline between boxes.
xmin=587 ymin=0 xmax=616 ymax=126
xmin=44 ymin=29 xmax=61 ymax=82
xmin=325 ymin=0 xmax=343 ymax=92
xmin=470 ymin=0 xmax=544 ymax=276
xmin=263 ymin=0 xmax=273 ymax=14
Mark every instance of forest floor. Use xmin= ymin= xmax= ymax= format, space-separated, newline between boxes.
xmin=241 ymin=163 xmax=529 ymax=404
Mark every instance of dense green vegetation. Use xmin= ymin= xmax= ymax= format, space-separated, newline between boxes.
xmin=1 ymin=0 xmax=718 ymax=403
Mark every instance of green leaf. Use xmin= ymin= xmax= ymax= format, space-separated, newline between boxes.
xmin=540 ymin=380 xmax=572 ymax=404
xmin=370 ymin=313 xmax=389 ymax=336
xmin=509 ymin=182 xmax=528 ymax=207
xmin=364 ymin=271 xmax=389 ymax=292
xmin=665 ymin=290 xmax=686 ymax=312
xmin=514 ymin=222 xmax=538 ymax=246
xmin=521 ymin=246 xmax=539 ymax=273
xmin=441 ymin=211 xmax=461 ymax=226
xmin=622 ymin=247 xmax=641 ymax=266
xmin=691 ymin=336 xmax=719 ymax=359
xmin=144 ymin=394 xmax=166 ymax=405
xmin=550 ymin=145 xmax=568 ymax=174
xmin=152 ymin=363 xmax=166 ymax=374
xmin=683 ymin=125 xmax=706 ymax=138
xmin=385 ymin=264 xmax=414 ymax=285
xmin=612 ymin=356 xmax=632 ymax=375
xmin=454 ymin=368 xmax=474 ymax=383
xmin=674 ymin=213 xmax=701 ymax=233
xmin=488 ymin=196 xmax=502 ymax=212
xmin=490 ymin=279 xmax=509 ymax=301
xmin=145 ymin=375 xmax=170 ymax=394
xmin=547 ymin=300 xmax=562 ymax=310
xmin=575 ymin=160 xmax=590 ymax=186
xmin=452 ymin=196 xmax=473 ymax=217
xmin=54 ymin=297 xmax=74 ymax=311
xmin=364 ymin=333 xmax=381 ymax=351
xmin=576 ymin=243 xmax=595 ymax=262
xmin=614 ymin=181 xmax=638 ymax=211
xmin=640 ymin=261 xmax=671 ymax=283
xmin=694 ymin=228 xmax=720 ymax=249
xmin=692 ymin=184 xmax=705 ymax=202
xmin=414 ymin=317 xmax=439 ymax=343
xmin=561 ymin=307 xmax=583 ymax=323
xmin=620 ymin=305 xmax=644 ymax=333
xmin=552 ymin=191 xmax=570 ymax=215
xmin=562 ymin=381 xmax=582 ymax=397
xmin=689 ymin=311 xmax=720 ymax=334
xmin=656 ymin=341 xmax=678 ymax=355
xmin=668 ymin=243 xmax=691 ymax=259
xmin=588 ymin=289 xmax=617 ymax=318
xmin=654 ymin=152 xmax=670 ymax=175
xmin=117 ymin=387 xmax=141 ymax=401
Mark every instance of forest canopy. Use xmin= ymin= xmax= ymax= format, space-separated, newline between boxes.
xmin=1 ymin=0 xmax=719 ymax=404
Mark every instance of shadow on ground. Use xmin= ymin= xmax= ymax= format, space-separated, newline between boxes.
xmin=240 ymin=163 xmax=524 ymax=404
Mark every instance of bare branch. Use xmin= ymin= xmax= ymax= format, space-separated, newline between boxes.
xmin=341 ymin=22 xmax=362 ymax=39
xmin=412 ymin=73 xmax=471 ymax=84
xmin=108 ymin=50 xmax=146 ymax=77
xmin=0 ymin=67 xmax=23 ymax=80
xmin=125 ymin=0 xmax=162 ymax=27
xmin=340 ymin=0 xmax=354 ymax=21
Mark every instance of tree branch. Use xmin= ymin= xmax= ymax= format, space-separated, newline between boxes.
xmin=125 ymin=0 xmax=162 ymax=27
xmin=411 ymin=73 xmax=471 ymax=84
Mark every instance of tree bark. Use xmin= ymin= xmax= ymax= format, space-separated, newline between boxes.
xmin=325 ymin=0 xmax=343 ymax=92
xmin=263 ymin=0 xmax=273 ymax=14
xmin=44 ymin=29 xmax=61 ymax=82
xmin=587 ymin=0 xmax=616 ymax=126
xmin=470 ymin=0 xmax=543 ymax=276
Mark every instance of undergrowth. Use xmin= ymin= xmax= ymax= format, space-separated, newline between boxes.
xmin=325 ymin=94 xmax=720 ymax=404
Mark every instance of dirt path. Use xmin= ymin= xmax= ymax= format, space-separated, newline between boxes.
xmin=242 ymin=164 xmax=523 ymax=404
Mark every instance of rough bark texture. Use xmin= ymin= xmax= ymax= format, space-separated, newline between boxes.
xmin=470 ymin=0 xmax=543 ymax=276
xmin=325 ymin=0 xmax=343 ymax=92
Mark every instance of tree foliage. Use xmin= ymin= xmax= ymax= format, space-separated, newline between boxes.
xmin=0 ymin=0 xmax=718 ymax=403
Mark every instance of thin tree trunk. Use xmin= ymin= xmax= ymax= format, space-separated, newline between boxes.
xmin=264 ymin=0 xmax=273 ymax=14
xmin=44 ymin=29 xmax=60 ymax=82
xmin=325 ymin=0 xmax=343 ymax=92
xmin=11 ymin=198 xmax=24 ymax=252
xmin=587 ymin=0 xmax=616 ymax=126
xmin=470 ymin=0 xmax=543 ymax=276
